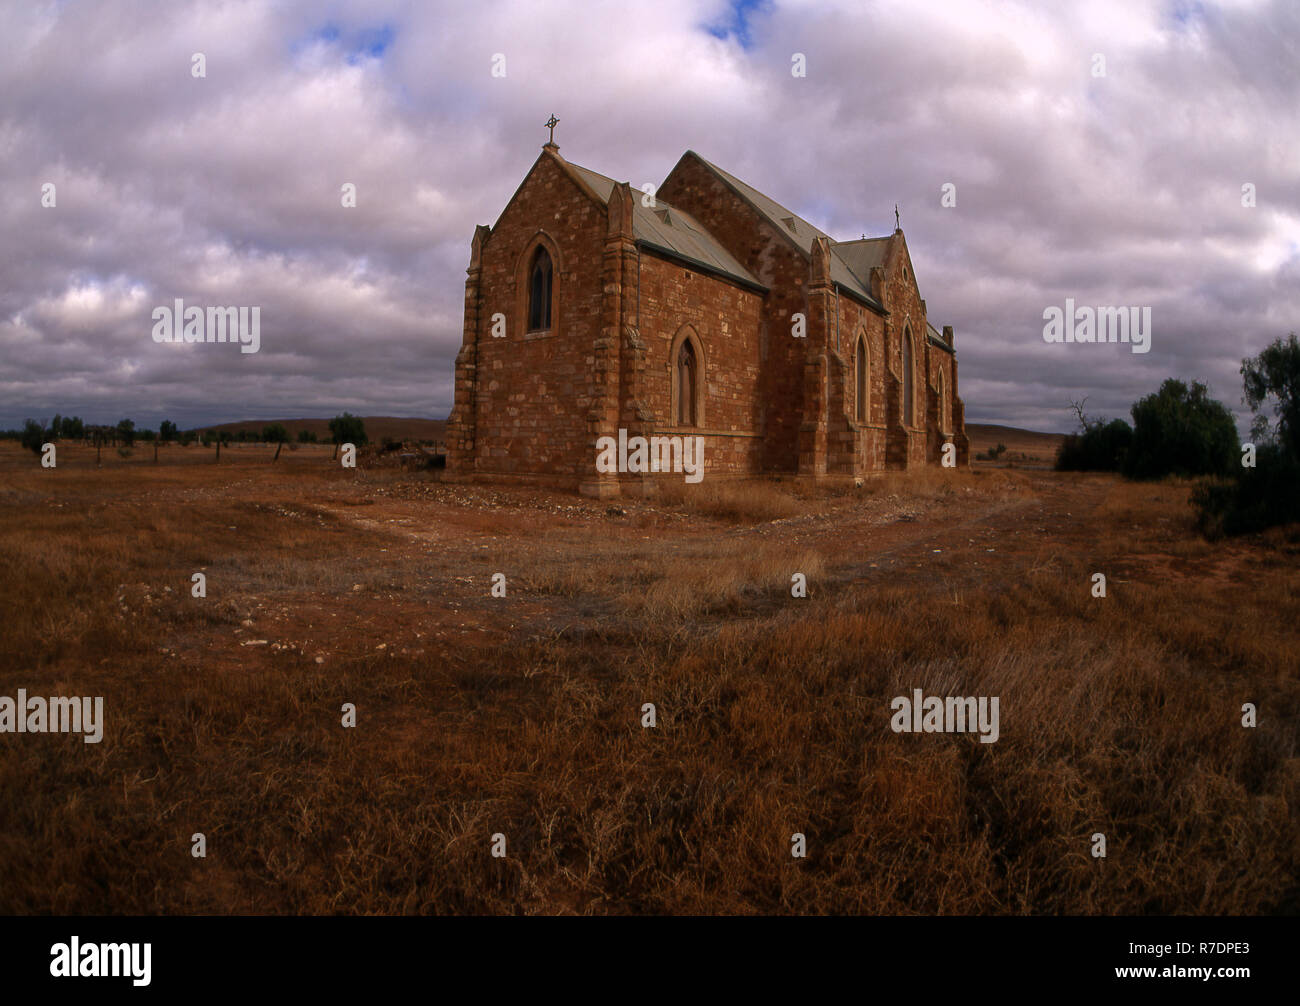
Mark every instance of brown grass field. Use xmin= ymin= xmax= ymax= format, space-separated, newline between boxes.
xmin=967 ymin=423 xmax=1066 ymax=467
xmin=1 ymin=440 xmax=1297 ymax=914
xmin=199 ymin=416 xmax=445 ymax=443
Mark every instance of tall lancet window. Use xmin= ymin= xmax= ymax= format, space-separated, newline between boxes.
xmin=855 ymin=335 xmax=869 ymax=423
xmin=902 ymin=329 xmax=915 ymax=426
xmin=527 ymin=247 xmax=553 ymax=331
xmin=676 ymin=340 xmax=698 ymax=426
xmin=938 ymin=368 xmax=948 ymax=433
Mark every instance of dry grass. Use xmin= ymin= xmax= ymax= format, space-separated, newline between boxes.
xmin=656 ymin=478 xmax=807 ymax=523
xmin=0 ymin=443 xmax=1296 ymax=914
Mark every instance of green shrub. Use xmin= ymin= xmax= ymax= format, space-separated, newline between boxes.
xmin=1056 ymin=418 xmax=1132 ymax=472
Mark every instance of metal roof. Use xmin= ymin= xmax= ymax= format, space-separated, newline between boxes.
xmin=689 ymin=154 xmax=887 ymax=311
xmin=567 ymin=162 xmax=765 ymax=291
xmin=927 ymin=320 xmax=954 ymax=354
xmin=833 ymin=237 xmax=891 ymax=288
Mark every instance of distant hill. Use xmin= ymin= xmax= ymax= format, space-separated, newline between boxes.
xmin=193 ymin=416 xmax=447 ymax=442
xmin=966 ymin=423 xmax=1064 ymax=464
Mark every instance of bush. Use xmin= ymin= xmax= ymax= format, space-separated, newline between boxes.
xmin=1194 ymin=334 xmax=1300 ymax=536
xmin=1194 ymin=443 xmax=1300 ymax=537
xmin=20 ymin=419 xmax=46 ymax=455
xmin=1122 ymin=379 xmax=1237 ymax=480
xmin=1056 ymin=419 xmax=1133 ymax=472
xmin=329 ymin=412 xmax=368 ymax=447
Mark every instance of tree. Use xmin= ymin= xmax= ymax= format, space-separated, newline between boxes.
xmin=89 ymin=424 xmax=108 ymax=463
xmin=159 ymin=420 xmax=178 ymax=442
xmin=1122 ymin=379 xmax=1237 ymax=480
xmin=116 ymin=418 xmax=136 ymax=447
xmin=215 ymin=430 xmax=232 ymax=462
xmin=263 ymin=422 xmax=289 ymax=462
xmin=20 ymin=419 xmax=46 ymax=455
xmin=328 ymin=412 xmax=367 ymax=460
xmin=1241 ymin=332 xmax=1300 ymax=458
xmin=1055 ymin=398 xmax=1132 ymax=472
xmin=51 ymin=414 xmax=63 ymax=440
xmin=139 ymin=426 xmax=160 ymax=462
xmin=297 ymin=429 xmax=316 ymax=444
xmin=1197 ymin=334 xmax=1300 ymax=536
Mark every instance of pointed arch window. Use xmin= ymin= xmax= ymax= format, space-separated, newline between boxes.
xmin=902 ymin=328 xmax=915 ymax=427
xmin=855 ymin=335 xmax=869 ymax=423
xmin=527 ymin=247 xmax=553 ymax=332
xmin=676 ymin=339 xmax=698 ymax=426
xmin=937 ymin=368 xmax=948 ymax=433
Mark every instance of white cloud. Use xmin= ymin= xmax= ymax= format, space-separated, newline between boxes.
xmin=0 ymin=0 xmax=1296 ymax=433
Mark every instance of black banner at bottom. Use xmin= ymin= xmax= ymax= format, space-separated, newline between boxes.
xmin=0 ymin=915 xmax=1282 ymax=993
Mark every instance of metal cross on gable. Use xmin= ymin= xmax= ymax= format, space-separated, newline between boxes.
xmin=545 ymin=114 xmax=559 ymax=143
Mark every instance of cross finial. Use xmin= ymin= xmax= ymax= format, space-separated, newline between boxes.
xmin=544 ymin=114 xmax=559 ymax=145
xmin=895 ymin=204 xmax=900 ymax=231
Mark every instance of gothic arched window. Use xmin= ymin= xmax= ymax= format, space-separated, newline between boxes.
xmin=527 ymin=247 xmax=553 ymax=332
xmin=937 ymin=368 xmax=948 ymax=433
xmin=902 ymin=328 xmax=915 ymax=427
xmin=676 ymin=339 xmax=698 ymax=426
xmin=855 ymin=334 xmax=869 ymax=423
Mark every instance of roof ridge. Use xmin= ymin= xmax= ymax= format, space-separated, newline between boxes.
xmin=690 ymin=151 xmax=831 ymax=242
xmin=681 ymin=151 xmax=885 ymax=313
xmin=566 ymin=159 xmax=762 ymax=290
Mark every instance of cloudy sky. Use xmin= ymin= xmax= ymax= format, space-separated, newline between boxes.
xmin=2 ymin=0 xmax=1296 ymax=433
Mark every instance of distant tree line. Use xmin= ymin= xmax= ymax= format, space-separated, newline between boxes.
xmin=5 ymin=413 xmax=369 ymax=463
xmin=1056 ymin=333 xmax=1300 ymax=536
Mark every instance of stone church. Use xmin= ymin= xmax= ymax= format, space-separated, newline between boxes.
xmin=446 ymin=136 xmax=969 ymax=497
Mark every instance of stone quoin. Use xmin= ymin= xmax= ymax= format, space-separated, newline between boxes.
xmin=446 ymin=134 xmax=969 ymax=497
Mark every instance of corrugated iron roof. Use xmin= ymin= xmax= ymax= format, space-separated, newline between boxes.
xmin=834 ymin=237 xmax=891 ymax=288
xmin=689 ymin=154 xmax=887 ymax=311
xmin=567 ymin=163 xmax=765 ymax=291
xmin=926 ymin=320 xmax=955 ymax=354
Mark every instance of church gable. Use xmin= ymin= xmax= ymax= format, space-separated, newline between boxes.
xmin=478 ymin=147 xmax=609 ymax=346
xmin=564 ymin=161 xmax=763 ymax=293
xmin=661 ymin=152 xmax=885 ymax=313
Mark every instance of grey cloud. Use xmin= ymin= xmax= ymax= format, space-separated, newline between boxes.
xmin=0 ymin=0 xmax=1295 ymax=436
